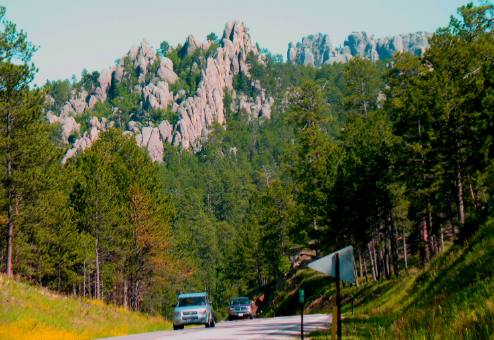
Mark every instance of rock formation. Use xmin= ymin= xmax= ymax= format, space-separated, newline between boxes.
xmin=48 ymin=21 xmax=274 ymax=163
xmin=172 ymin=20 xmax=271 ymax=150
xmin=62 ymin=117 xmax=113 ymax=164
xmin=181 ymin=35 xmax=212 ymax=56
xmin=287 ymin=31 xmax=431 ymax=66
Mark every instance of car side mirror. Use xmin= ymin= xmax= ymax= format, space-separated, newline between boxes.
xmin=171 ymin=304 xmax=176 ymax=308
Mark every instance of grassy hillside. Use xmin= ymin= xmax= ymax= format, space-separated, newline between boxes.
xmin=306 ymin=218 xmax=494 ymax=339
xmin=0 ymin=275 xmax=170 ymax=340
xmin=265 ymin=218 xmax=494 ymax=339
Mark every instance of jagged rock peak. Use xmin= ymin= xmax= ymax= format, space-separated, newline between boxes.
xmin=171 ymin=20 xmax=271 ymax=151
xmin=288 ymin=31 xmax=432 ymax=66
xmin=181 ymin=35 xmax=211 ymax=56
xmin=222 ymin=20 xmax=259 ymax=55
xmin=287 ymin=33 xmax=334 ymax=66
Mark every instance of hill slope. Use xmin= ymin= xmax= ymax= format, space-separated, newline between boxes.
xmin=264 ymin=218 xmax=494 ymax=339
xmin=308 ymin=218 xmax=494 ymax=339
xmin=0 ymin=275 xmax=169 ymax=340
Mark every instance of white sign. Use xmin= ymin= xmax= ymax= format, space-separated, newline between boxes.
xmin=308 ymin=245 xmax=356 ymax=284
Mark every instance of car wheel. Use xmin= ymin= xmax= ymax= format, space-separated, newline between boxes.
xmin=210 ymin=317 xmax=215 ymax=328
xmin=173 ymin=325 xmax=181 ymax=331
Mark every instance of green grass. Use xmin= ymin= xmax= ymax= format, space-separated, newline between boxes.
xmin=0 ymin=275 xmax=171 ymax=340
xmin=310 ymin=218 xmax=494 ymax=339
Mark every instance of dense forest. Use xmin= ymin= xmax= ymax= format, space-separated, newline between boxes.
xmin=0 ymin=3 xmax=493 ymax=319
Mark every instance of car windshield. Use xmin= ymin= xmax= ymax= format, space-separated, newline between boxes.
xmin=178 ymin=297 xmax=206 ymax=307
xmin=230 ymin=298 xmax=250 ymax=306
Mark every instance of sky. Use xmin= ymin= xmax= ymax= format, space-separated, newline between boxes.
xmin=3 ymin=0 xmax=469 ymax=85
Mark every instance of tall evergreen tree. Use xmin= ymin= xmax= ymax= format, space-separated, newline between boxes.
xmin=0 ymin=6 xmax=59 ymax=278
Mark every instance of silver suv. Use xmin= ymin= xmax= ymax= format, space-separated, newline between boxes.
xmin=172 ymin=292 xmax=215 ymax=330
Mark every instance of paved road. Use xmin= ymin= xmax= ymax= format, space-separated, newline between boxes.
xmin=101 ymin=314 xmax=331 ymax=340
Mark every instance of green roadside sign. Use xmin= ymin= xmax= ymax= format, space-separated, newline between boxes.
xmin=298 ymin=289 xmax=305 ymax=304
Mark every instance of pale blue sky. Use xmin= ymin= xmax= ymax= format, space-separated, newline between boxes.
xmin=3 ymin=0 xmax=469 ymax=85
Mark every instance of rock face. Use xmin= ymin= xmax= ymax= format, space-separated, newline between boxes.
xmin=51 ymin=39 xmax=180 ymax=163
xmin=142 ymin=81 xmax=173 ymax=110
xmin=49 ymin=20 xmax=274 ymax=163
xmin=136 ymin=127 xmax=163 ymax=163
xmin=287 ymin=33 xmax=333 ymax=66
xmin=62 ymin=117 xmax=113 ymax=164
xmin=287 ymin=31 xmax=431 ymax=66
xmin=181 ymin=35 xmax=211 ymax=56
xmin=172 ymin=20 xmax=271 ymax=150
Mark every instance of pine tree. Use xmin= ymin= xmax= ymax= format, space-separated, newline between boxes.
xmin=0 ymin=6 xmax=60 ymax=278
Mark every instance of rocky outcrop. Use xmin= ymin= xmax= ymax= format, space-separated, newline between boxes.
xmin=51 ymin=40 xmax=180 ymax=163
xmin=142 ymin=81 xmax=173 ymax=110
xmin=49 ymin=21 xmax=273 ymax=162
xmin=234 ymin=80 xmax=274 ymax=119
xmin=375 ymin=32 xmax=431 ymax=60
xmin=172 ymin=20 xmax=271 ymax=150
xmin=158 ymin=57 xmax=178 ymax=84
xmin=181 ymin=35 xmax=212 ymax=56
xmin=136 ymin=126 xmax=164 ymax=163
xmin=62 ymin=117 xmax=113 ymax=164
xmin=287 ymin=33 xmax=333 ymax=66
xmin=47 ymin=112 xmax=80 ymax=143
xmin=288 ymin=31 xmax=431 ymax=66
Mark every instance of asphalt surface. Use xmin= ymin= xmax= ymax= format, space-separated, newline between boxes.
xmin=100 ymin=314 xmax=331 ymax=340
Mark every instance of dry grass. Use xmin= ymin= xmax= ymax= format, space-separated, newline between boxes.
xmin=0 ymin=275 xmax=170 ymax=339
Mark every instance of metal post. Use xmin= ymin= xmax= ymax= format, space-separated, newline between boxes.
xmin=299 ymin=289 xmax=305 ymax=339
xmin=335 ymin=253 xmax=342 ymax=340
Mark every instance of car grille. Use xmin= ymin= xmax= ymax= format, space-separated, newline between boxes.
xmin=183 ymin=311 xmax=198 ymax=315
xmin=235 ymin=306 xmax=248 ymax=312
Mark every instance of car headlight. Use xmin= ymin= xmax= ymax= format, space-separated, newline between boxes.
xmin=198 ymin=309 xmax=207 ymax=313
xmin=174 ymin=312 xmax=181 ymax=317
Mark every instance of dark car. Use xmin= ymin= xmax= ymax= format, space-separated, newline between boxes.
xmin=228 ymin=296 xmax=254 ymax=320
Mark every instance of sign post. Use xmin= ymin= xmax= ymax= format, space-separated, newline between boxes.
xmin=308 ymin=246 xmax=355 ymax=340
xmin=334 ymin=253 xmax=341 ymax=340
xmin=299 ymin=289 xmax=305 ymax=340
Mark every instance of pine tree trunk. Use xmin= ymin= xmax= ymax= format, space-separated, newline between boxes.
xmin=123 ymin=279 xmax=128 ymax=309
xmin=135 ymin=280 xmax=140 ymax=311
xmin=6 ymin=191 xmax=14 ymax=278
xmin=440 ymin=227 xmax=444 ymax=251
xmin=388 ymin=210 xmax=400 ymax=277
xmin=468 ymin=180 xmax=481 ymax=210
xmin=373 ymin=240 xmax=379 ymax=279
xmin=57 ymin=262 xmax=61 ymax=292
xmin=378 ymin=248 xmax=384 ymax=279
xmin=384 ymin=243 xmax=390 ymax=279
xmin=83 ymin=260 xmax=87 ymax=297
xmin=420 ymin=217 xmax=430 ymax=264
xmin=358 ymin=251 xmax=363 ymax=279
xmin=368 ymin=243 xmax=376 ymax=281
xmin=403 ymin=230 xmax=408 ymax=271
xmin=363 ymin=254 xmax=369 ymax=282
xmin=427 ymin=206 xmax=435 ymax=257
xmin=457 ymin=170 xmax=465 ymax=226
xmin=95 ymin=236 xmax=101 ymax=300
xmin=5 ymin=107 xmax=14 ymax=279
